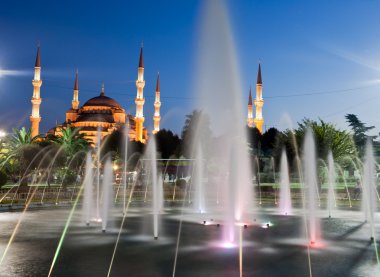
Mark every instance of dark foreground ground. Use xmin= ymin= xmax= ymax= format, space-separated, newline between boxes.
xmin=0 ymin=204 xmax=379 ymax=277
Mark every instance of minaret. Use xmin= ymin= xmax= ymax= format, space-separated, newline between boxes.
xmin=134 ymin=46 xmax=145 ymax=142
xmin=72 ymin=70 xmax=79 ymax=109
xmin=100 ymin=83 xmax=105 ymax=96
xmin=254 ymin=63 xmax=264 ymax=133
xmin=152 ymin=73 xmax=161 ymax=135
xmin=30 ymin=46 xmax=42 ymax=138
xmin=247 ymin=86 xmax=254 ymax=128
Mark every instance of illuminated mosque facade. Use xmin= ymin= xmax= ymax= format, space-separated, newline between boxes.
xmin=29 ymin=46 xmax=263 ymax=144
xmin=29 ymin=46 xmax=161 ymax=145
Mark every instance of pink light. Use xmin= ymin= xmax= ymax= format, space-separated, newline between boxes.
xmin=209 ymin=240 xmax=238 ymax=249
xmin=308 ymin=241 xmax=325 ymax=249
xmin=221 ymin=241 xmax=237 ymax=249
xmin=235 ymin=222 xmax=249 ymax=227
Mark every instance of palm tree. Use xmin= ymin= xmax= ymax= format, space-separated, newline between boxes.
xmin=274 ymin=118 xmax=357 ymax=171
xmin=48 ymin=126 xmax=90 ymax=163
xmin=295 ymin=118 xmax=357 ymax=162
xmin=0 ymin=127 xmax=42 ymax=186
xmin=46 ymin=127 xmax=90 ymax=188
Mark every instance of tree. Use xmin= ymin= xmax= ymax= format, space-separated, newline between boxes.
xmin=246 ymin=126 xmax=263 ymax=155
xmin=345 ymin=114 xmax=376 ymax=155
xmin=48 ymin=127 xmax=90 ymax=168
xmin=262 ymin=127 xmax=280 ymax=155
xmin=296 ymin=118 xmax=356 ymax=162
xmin=101 ymin=129 xmax=145 ymax=169
xmin=181 ymin=110 xmax=212 ymax=158
xmin=155 ymin=129 xmax=181 ymax=159
xmin=274 ymin=118 xmax=357 ymax=170
xmin=0 ymin=127 xmax=42 ymax=187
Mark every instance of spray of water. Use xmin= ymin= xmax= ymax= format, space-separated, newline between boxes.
xmin=193 ymin=144 xmax=205 ymax=213
xmin=303 ymin=129 xmax=320 ymax=244
xmin=195 ymin=0 xmax=254 ymax=243
xmin=279 ymin=149 xmax=292 ymax=215
xmin=327 ymin=151 xmax=336 ymax=218
xmin=83 ymin=152 xmax=93 ymax=225
xmin=102 ymin=158 xmax=114 ymax=232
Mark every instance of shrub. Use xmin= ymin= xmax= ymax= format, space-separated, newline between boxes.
xmin=176 ymin=179 xmax=187 ymax=188
xmin=0 ymin=171 xmax=8 ymax=188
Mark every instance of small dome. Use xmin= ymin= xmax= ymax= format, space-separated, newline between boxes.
xmin=83 ymin=95 xmax=122 ymax=109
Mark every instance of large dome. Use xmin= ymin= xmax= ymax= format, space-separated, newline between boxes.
xmin=82 ymin=95 xmax=122 ymax=109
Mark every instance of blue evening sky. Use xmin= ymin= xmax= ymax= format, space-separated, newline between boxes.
xmin=0 ymin=0 xmax=380 ymax=136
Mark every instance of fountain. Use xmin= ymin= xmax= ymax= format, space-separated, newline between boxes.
xmin=303 ymin=129 xmax=320 ymax=245
xmin=83 ymin=152 xmax=93 ymax=226
xmin=194 ymin=0 xmax=254 ymax=244
xmin=327 ymin=151 xmax=336 ymax=218
xmin=279 ymin=149 xmax=292 ymax=215
xmin=123 ymin=123 xmax=129 ymax=214
xmin=193 ymin=144 xmax=205 ymax=213
xmin=145 ymin=137 xmax=161 ymax=239
xmin=362 ymin=140 xmax=377 ymax=242
xmin=95 ymin=130 xmax=102 ymax=221
xmin=2 ymin=1 xmax=380 ymax=276
xmin=101 ymin=158 xmax=114 ymax=232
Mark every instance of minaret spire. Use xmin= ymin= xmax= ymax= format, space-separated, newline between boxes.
xmin=257 ymin=63 xmax=262 ymax=85
xmin=35 ymin=46 xmax=41 ymax=67
xmin=247 ymin=86 xmax=254 ymax=128
xmin=139 ymin=44 xmax=144 ymax=68
xmin=254 ymin=63 xmax=264 ymax=133
xmin=72 ymin=70 xmax=79 ymax=109
xmin=152 ymin=72 xmax=161 ymax=135
xmin=30 ymin=46 xmax=42 ymax=138
xmin=134 ymin=45 xmax=146 ymax=142
xmin=100 ymin=83 xmax=105 ymax=96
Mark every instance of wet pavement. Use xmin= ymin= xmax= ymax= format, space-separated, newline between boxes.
xmin=0 ymin=205 xmax=379 ymax=277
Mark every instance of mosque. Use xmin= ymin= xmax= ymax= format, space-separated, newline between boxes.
xmin=29 ymin=46 xmax=263 ymax=144
xmin=29 ymin=46 xmax=161 ymax=145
